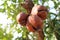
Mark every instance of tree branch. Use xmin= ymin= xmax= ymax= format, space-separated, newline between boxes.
xmin=21 ymin=0 xmax=34 ymax=14
xmin=37 ymin=30 xmax=44 ymax=40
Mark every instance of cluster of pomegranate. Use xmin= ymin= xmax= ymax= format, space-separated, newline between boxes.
xmin=16 ymin=5 xmax=48 ymax=32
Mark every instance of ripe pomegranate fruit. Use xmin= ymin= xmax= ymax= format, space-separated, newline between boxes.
xmin=16 ymin=12 xmax=28 ymax=26
xmin=31 ymin=5 xmax=48 ymax=20
xmin=28 ymin=15 xmax=44 ymax=30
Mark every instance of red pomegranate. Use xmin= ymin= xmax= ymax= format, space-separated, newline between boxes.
xmin=31 ymin=5 xmax=48 ymax=20
xmin=16 ymin=12 xmax=28 ymax=26
xmin=28 ymin=15 xmax=44 ymax=30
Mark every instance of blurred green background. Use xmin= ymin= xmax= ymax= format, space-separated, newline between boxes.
xmin=0 ymin=0 xmax=60 ymax=40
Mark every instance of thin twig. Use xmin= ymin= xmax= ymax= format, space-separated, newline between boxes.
xmin=21 ymin=0 xmax=34 ymax=14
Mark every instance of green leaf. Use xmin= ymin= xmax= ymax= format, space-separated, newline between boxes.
xmin=0 ymin=24 xmax=2 ymax=26
xmin=0 ymin=9 xmax=5 ymax=12
xmin=5 ymin=33 xmax=13 ymax=40
xmin=3 ymin=1 xmax=8 ymax=10
xmin=0 ymin=28 xmax=4 ymax=39
xmin=42 ymin=0 xmax=48 ymax=5
xmin=54 ymin=2 xmax=58 ymax=9
xmin=2 ymin=37 xmax=7 ymax=40
xmin=18 ymin=0 xmax=24 ymax=3
xmin=12 ymin=0 xmax=16 ymax=3
xmin=33 ymin=0 xmax=38 ymax=4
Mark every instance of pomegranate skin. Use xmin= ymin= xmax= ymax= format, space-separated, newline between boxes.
xmin=28 ymin=15 xmax=44 ymax=30
xmin=26 ymin=21 xmax=35 ymax=32
xmin=31 ymin=5 xmax=48 ymax=20
xmin=16 ymin=12 xmax=28 ymax=26
xmin=37 ymin=11 xmax=47 ymax=20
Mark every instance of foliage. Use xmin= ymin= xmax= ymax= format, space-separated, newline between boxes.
xmin=0 ymin=0 xmax=60 ymax=40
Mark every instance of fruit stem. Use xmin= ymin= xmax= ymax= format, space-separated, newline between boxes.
xmin=21 ymin=0 xmax=34 ymax=14
xmin=37 ymin=30 xmax=44 ymax=40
